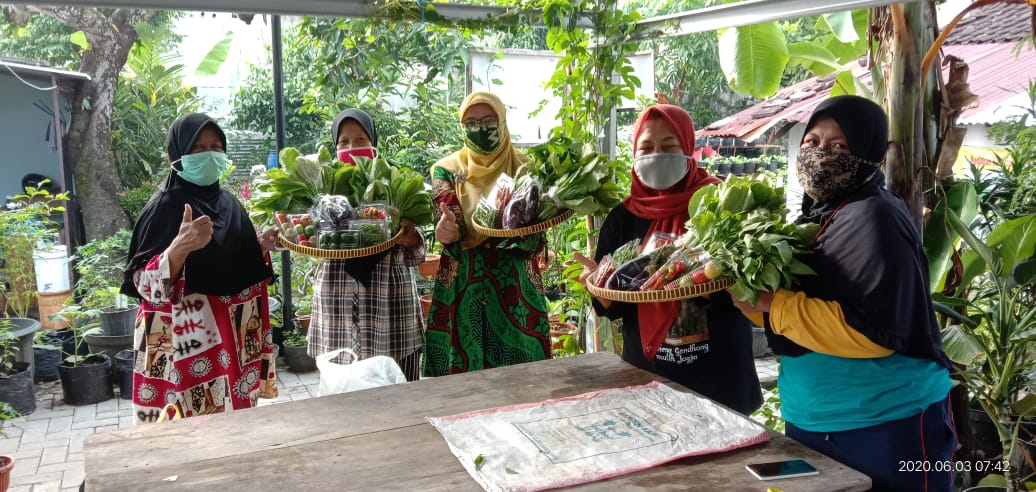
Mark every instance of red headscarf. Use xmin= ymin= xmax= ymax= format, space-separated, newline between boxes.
xmin=623 ymin=104 xmax=720 ymax=360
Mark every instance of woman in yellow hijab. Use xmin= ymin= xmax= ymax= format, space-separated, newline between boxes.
xmin=423 ymin=91 xmax=551 ymax=376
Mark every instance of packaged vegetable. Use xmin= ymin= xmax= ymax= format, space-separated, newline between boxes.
xmin=314 ymin=194 xmax=355 ymax=230
xmin=642 ymin=232 xmax=678 ymax=254
xmin=474 ymin=195 xmax=499 ymax=228
xmin=317 ymin=228 xmax=362 ymax=250
xmin=605 ymin=245 xmax=676 ymax=291
xmin=591 ymin=255 xmax=617 ymax=287
xmin=640 ymin=249 xmax=698 ymax=291
xmin=349 ymin=219 xmax=391 ymax=247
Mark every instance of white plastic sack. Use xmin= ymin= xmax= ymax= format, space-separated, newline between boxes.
xmin=316 ymin=348 xmax=407 ymax=397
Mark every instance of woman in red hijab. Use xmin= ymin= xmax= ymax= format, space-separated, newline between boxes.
xmin=577 ymin=104 xmax=762 ymax=414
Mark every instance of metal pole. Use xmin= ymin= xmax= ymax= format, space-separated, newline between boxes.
xmin=272 ymin=15 xmax=293 ymax=336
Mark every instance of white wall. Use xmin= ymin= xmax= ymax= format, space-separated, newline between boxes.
xmin=785 ymin=123 xmax=805 ymax=221
xmin=468 ymin=49 xmax=655 ymax=145
xmin=0 ymin=74 xmax=68 ymax=202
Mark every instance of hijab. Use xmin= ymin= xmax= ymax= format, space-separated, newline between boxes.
xmin=332 ymin=108 xmax=378 ymax=148
xmin=329 ymin=108 xmax=391 ymax=285
xmin=622 ymin=104 xmax=721 ymax=360
xmin=432 ymin=91 xmax=527 ymax=249
xmin=767 ymin=96 xmax=948 ymax=366
xmin=121 ymin=113 xmax=273 ymax=299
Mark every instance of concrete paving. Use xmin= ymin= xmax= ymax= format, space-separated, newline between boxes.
xmin=2 ymin=355 xmax=779 ymax=491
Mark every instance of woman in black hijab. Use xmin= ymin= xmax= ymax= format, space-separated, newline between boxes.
xmin=732 ymin=96 xmax=955 ymax=491
xmin=122 ymin=113 xmax=282 ymax=423
xmin=307 ymin=108 xmax=426 ymax=381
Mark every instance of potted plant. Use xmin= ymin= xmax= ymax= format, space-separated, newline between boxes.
xmin=32 ymin=330 xmax=62 ymax=382
xmin=0 ymin=319 xmax=34 ymax=415
xmin=938 ymin=210 xmax=1036 ymax=490
xmin=51 ymin=305 xmax=114 ymax=405
xmin=114 ymin=348 xmax=135 ymax=400
xmin=282 ymin=329 xmax=316 ymax=372
xmin=293 ymin=299 xmax=312 ymax=336
xmin=0 ymin=401 xmax=21 ymax=491
xmin=85 ymin=291 xmax=135 ymax=358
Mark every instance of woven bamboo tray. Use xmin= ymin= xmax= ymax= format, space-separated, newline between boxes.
xmin=278 ymin=230 xmax=401 ymax=259
xmin=584 ymin=277 xmax=734 ymax=303
xmin=471 ymin=209 xmax=575 ymax=238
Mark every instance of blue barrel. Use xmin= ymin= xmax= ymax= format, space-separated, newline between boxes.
xmin=267 ymin=150 xmax=279 ymax=169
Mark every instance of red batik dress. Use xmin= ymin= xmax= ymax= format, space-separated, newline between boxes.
xmin=129 ymin=252 xmax=278 ymax=423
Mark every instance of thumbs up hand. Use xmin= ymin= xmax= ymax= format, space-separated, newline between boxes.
xmin=435 ymin=202 xmax=460 ymax=245
xmin=172 ymin=204 xmax=213 ymax=254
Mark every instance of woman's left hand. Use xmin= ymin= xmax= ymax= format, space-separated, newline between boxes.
xmin=729 ymin=290 xmax=775 ymax=314
xmin=258 ymin=226 xmax=280 ymax=254
xmin=397 ymin=219 xmax=421 ymax=249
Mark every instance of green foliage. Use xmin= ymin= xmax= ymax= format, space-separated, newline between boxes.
xmin=0 ymin=184 xmax=68 ymax=318
xmin=0 ymin=319 xmax=20 ymax=372
xmin=751 ymin=387 xmax=785 ymax=433
xmin=49 ymin=304 xmax=102 ymax=367
xmin=718 ymin=23 xmax=789 ymax=98
xmin=0 ymin=13 xmax=79 ymax=69
xmin=120 ymin=179 xmax=159 ymax=219
xmin=112 ymin=19 xmax=203 ymax=191
xmin=73 ymin=229 xmax=132 ymax=310
xmin=0 ymin=400 xmax=23 ymax=439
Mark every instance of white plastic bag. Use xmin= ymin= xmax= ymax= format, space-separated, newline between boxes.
xmin=316 ymin=348 xmax=407 ymax=397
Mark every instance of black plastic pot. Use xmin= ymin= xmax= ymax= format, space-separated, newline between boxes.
xmin=58 ymin=354 xmax=114 ymax=405
xmin=769 ymin=160 xmax=780 ymax=172
xmin=743 ymin=161 xmax=758 ymax=174
xmin=33 ymin=345 xmax=61 ymax=382
xmin=114 ymin=349 xmax=135 ymax=400
xmin=283 ymin=344 xmax=317 ymax=373
xmin=99 ymin=305 xmax=137 ymax=337
xmin=716 ymin=163 xmax=731 ymax=175
xmin=0 ymin=362 xmax=36 ymax=414
xmin=730 ymin=162 xmax=745 ymax=175
xmin=84 ymin=333 xmax=133 ymax=360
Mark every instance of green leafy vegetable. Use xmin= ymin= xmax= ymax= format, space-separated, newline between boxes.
xmin=523 ymin=135 xmax=623 ymax=218
xmin=684 ymin=175 xmax=818 ymax=304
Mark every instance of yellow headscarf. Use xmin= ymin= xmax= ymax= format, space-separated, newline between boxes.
xmin=432 ymin=91 xmax=527 ymax=249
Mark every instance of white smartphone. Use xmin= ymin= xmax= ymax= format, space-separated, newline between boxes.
xmin=745 ymin=459 xmax=820 ymax=480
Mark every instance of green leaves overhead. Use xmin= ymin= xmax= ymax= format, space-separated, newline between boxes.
xmin=193 ymin=32 xmax=233 ymax=76
xmin=718 ymin=22 xmax=788 ymax=98
xmin=69 ymin=30 xmax=91 ymax=51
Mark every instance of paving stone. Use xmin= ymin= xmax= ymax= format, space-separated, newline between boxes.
xmin=7 ymin=485 xmax=31 ymax=492
xmin=46 ymin=417 xmax=73 ymax=434
xmin=18 ymin=432 xmax=46 ymax=444
xmin=11 ymin=447 xmax=43 ymax=460
xmin=68 ymin=436 xmax=84 ymax=455
xmin=118 ymin=416 xmax=135 ymax=429
xmin=70 ymin=418 xmax=116 ymax=431
xmin=39 ymin=446 xmax=67 ymax=466
xmin=71 ymin=407 xmax=95 ymax=423
xmin=66 ymin=452 xmax=84 ymax=463
xmin=15 ymin=441 xmax=46 ymax=453
xmin=0 ymin=438 xmax=20 ymax=453
xmin=15 ymin=471 xmax=62 ymax=485
xmin=93 ymin=399 xmax=118 ymax=414
xmin=10 ymin=455 xmax=40 ymax=478
xmin=61 ymin=466 xmax=86 ymax=490
xmin=37 ymin=460 xmax=85 ymax=475
xmin=28 ymin=479 xmax=61 ymax=492
xmin=94 ymin=425 xmax=118 ymax=434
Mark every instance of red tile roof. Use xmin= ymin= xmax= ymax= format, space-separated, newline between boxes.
xmin=943 ymin=2 xmax=1034 ymax=45
xmin=699 ymin=42 xmax=1036 ymax=140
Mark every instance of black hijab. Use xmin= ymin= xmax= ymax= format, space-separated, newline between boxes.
xmin=332 ymin=109 xmax=378 ymax=148
xmin=330 ymin=109 xmax=390 ymax=285
xmin=766 ymin=96 xmax=949 ymax=366
xmin=121 ymin=113 xmax=273 ymax=299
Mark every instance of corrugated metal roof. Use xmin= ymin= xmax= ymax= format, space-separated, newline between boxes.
xmin=699 ymin=42 xmax=1035 ymax=141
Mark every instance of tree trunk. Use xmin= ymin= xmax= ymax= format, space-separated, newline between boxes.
xmin=6 ymin=6 xmax=157 ymax=241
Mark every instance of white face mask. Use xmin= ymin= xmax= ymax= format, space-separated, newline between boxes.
xmin=634 ymin=153 xmax=690 ymax=190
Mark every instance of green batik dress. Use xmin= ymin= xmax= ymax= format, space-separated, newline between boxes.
xmin=422 ymin=166 xmax=551 ymax=376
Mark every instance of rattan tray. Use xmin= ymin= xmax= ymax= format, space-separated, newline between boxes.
xmin=584 ymin=277 xmax=734 ymax=303
xmin=471 ymin=209 xmax=575 ymax=238
xmin=278 ymin=230 xmax=401 ymax=259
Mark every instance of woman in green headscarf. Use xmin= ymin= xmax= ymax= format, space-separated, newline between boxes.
xmin=423 ymin=91 xmax=551 ymax=376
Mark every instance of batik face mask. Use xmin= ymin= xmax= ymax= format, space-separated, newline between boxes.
xmin=796 ymin=146 xmax=879 ymax=202
xmin=464 ymin=125 xmax=501 ymax=155
xmin=634 ymin=153 xmax=690 ymax=190
xmin=174 ymin=151 xmax=229 ymax=186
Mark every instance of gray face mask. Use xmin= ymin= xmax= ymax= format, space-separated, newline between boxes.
xmin=634 ymin=153 xmax=690 ymax=190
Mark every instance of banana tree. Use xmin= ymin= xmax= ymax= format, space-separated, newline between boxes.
xmin=939 ymin=209 xmax=1036 ymax=489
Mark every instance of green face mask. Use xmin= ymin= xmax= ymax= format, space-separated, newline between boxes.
xmin=176 ymin=151 xmax=229 ymax=186
xmin=464 ymin=125 xmax=501 ymax=155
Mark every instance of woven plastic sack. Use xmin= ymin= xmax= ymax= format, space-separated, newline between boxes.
xmin=316 ymin=348 xmax=406 ymax=397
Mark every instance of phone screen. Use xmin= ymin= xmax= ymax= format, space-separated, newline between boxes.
xmin=745 ymin=459 xmax=819 ymax=480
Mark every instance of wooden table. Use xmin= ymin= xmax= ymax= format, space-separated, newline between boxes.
xmin=84 ymin=352 xmax=870 ymax=491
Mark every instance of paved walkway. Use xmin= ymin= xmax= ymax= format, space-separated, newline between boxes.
xmin=2 ymin=355 xmax=778 ymax=491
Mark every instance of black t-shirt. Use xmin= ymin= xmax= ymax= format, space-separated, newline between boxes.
xmin=593 ymin=205 xmax=763 ymax=415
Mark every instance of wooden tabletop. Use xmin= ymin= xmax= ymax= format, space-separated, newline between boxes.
xmin=84 ymin=352 xmax=870 ymax=491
